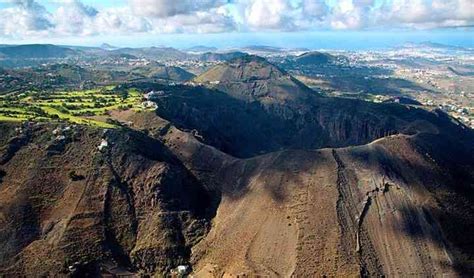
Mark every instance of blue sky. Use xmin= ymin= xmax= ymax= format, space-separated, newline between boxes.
xmin=0 ymin=0 xmax=473 ymax=49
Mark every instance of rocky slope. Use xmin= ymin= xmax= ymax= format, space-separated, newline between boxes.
xmin=0 ymin=123 xmax=217 ymax=276
xmin=144 ymin=55 xmax=473 ymax=276
xmin=121 ymin=108 xmax=473 ymax=277
xmin=194 ymin=55 xmax=315 ymax=105
xmin=156 ymin=57 xmax=468 ymax=158
xmin=1 ymin=55 xmax=473 ymax=277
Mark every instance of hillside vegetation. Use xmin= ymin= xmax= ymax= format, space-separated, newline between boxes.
xmin=0 ymin=87 xmax=148 ymax=128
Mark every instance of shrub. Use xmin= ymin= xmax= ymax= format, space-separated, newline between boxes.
xmin=68 ymin=170 xmax=85 ymax=181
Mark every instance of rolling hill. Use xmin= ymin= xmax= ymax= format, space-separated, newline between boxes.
xmin=294 ymin=51 xmax=337 ymax=65
xmin=292 ymin=51 xmax=349 ymax=66
xmin=198 ymin=51 xmax=247 ymax=62
xmin=111 ymin=47 xmax=188 ymax=61
xmin=195 ymin=55 xmax=315 ymax=104
xmin=147 ymin=65 xmax=195 ymax=81
xmin=0 ymin=44 xmax=79 ymax=59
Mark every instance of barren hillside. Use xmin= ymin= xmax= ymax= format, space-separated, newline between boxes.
xmin=0 ymin=55 xmax=473 ymax=277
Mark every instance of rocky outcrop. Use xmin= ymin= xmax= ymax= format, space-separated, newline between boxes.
xmin=1 ymin=55 xmax=473 ymax=277
xmin=0 ymin=123 xmax=217 ymax=277
xmin=154 ymin=121 xmax=474 ymax=277
xmin=0 ymin=133 xmax=30 ymax=165
xmin=155 ymin=56 xmax=469 ymax=159
xmin=152 ymin=82 xmax=465 ymax=158
xmin=1 ymin=106 xmax=473 ymax=277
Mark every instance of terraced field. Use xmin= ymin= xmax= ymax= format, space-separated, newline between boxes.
xmin=0 ymin=87 xmax=147 ymax=128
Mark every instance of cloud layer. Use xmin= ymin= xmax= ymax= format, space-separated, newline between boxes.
xmin=0 ymin=0 xmax=472 ymax=38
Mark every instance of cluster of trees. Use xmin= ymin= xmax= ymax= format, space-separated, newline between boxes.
xmin=1 ymin=87 xmax=138 ymax=121
xmin=0 ymin=104 xmax=48 ymax=119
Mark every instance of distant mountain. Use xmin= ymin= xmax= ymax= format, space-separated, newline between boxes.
xmin=233 ymin=45 xmax=310 ymax=55
xmin=108 ymin=53 xmax=139 ymax=59
xmin=196 ymin=55 xmax=286 ymax=81
xmin=0 ymin=63 xmax=149 ymax=91
xmin=294 ymin=51 xmax=338 ymax=65
xmin=419 ymin=41 xmax=457 ymax=48
xmin=0 ymin=64 xmax=93 ymax=91
xmin=195 ymin=55 xmax=315 ymax=104
xmin=175 ymin=55 xmax=471 ymax=158
xmin=185 ymin=45 xmax=218 ymax=53
xmin=403 ymin=41 xmax=472 ymax=52
xmin=448 ymin=66 xmax=474 ymax=76
xmin=100 ymin=43 xmax=118 ymax=50
xmin=112 ymin=47 xmax=188 ymax=60
xmin=0 ymin=44 xmax=78 ymax=59
xmin=198 ymin=51 xmax=247 ymax=62
xmin=241 ymin=45 xmax=285 ymax=53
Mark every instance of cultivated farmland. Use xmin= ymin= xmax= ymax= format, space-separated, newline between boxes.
xmin=0 ymin=87 xmax=148 ymax=128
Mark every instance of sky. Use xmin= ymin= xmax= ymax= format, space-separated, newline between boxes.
xmin=0 ymin=0 xmax=473 ymax=49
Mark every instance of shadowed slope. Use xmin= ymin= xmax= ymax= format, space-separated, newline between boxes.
xmin=153 ymin=82 xmax=469 ymax=158
xmin=152 ymin=119 xmax=474 ymax=277
xmin=0 ymin=123 xmax=218 ymax=276
xmin=0 ymin=54 xmax=473 ymax=277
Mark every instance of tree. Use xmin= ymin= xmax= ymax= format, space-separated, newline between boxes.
xmin=68 ymin=170 xmax=85 ymax=181
xmin=0 ymin=169 xmax=5 ymax=181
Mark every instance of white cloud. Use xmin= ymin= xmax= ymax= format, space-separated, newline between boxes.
xmin=53 ymin=0 xmax=98 ymax=35
xmin=0 ymin=0 xmax=472 ymax=39
xmin=52 ymin=2 xmax=152 ymax=36
xmin=302 ymin=0 xmax=328 ymax=19
xmin=374 ymin=0 xmax=474 ymax=29
xmin=129 ymin=0 xmax=227 ymax=18
xmin=54 ymin=0 xmax=234 ymax=36
xmin=94 ymin=8 xmax=152 ymax=34
xmin=328 ymin=0 xmax=375 ymax=30
xmin=147 ymin=6 xmax=236 ymax=34
xmin=0 ymin=0 xmax=54 ymax=37
xmin=244 ymin=0 xmax=294 ymax=29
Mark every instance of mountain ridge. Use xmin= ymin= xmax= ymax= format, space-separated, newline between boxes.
xmin=0 ymin=50 xmax=473 ymax=277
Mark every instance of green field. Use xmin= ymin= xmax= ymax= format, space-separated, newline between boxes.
xmin=0 ymin=87 xmax=148 ymax=128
